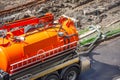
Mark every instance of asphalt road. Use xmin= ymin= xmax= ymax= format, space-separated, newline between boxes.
xmin=79 ymin=36 xmax=120 ymax=80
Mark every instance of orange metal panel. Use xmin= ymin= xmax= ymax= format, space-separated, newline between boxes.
xmin=0 ymin=13 xmax=78 ymax=74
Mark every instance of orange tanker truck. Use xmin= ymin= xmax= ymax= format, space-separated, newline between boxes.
xmin=0 ymin=13 xmax=90 ymax=80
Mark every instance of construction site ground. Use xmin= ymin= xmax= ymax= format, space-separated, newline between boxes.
xmin=80 ymin=36 xmax=120 ymax=80
xmin=0 ymin=0 xmax=120 ymax=28
xmin=0 ymin=0 xmax=120 ymax=80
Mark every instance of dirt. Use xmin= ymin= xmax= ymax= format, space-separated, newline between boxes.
xmin=0 ymin=0 xmax=34 ymax=10
xmin=0 ymin=0 xmax=120 ymax=29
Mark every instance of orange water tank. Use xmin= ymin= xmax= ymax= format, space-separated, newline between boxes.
xmin=0 ymin=14 xmax=79 ymax=74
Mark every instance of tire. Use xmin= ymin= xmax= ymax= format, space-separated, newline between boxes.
xmin=62 ymin=67 xmax=80 ymax=80
xmin=41 ymin=74 xmax=60 ymax=80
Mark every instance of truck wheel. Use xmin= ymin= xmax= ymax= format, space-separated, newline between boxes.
xmin=41 ymin=74 xmax=60 ymax=80
xmin=62 ymin=67 xmax=80 ymax=80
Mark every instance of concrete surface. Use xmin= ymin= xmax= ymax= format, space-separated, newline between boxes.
xmin=79 ymin=36 xmax=120 ymax=80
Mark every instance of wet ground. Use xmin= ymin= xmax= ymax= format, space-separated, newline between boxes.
xmin=79 ymin=36 xmax=120 ymax=80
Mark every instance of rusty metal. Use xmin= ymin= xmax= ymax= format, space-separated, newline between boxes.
xmin=0 ymin=0 xmax=46 ymax=16
xmin=0 ymin=0 xmax=96 ymax=18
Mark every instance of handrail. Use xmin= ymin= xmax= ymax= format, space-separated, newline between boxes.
xmin=10 ymin=41 xmax=77 ymax=73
